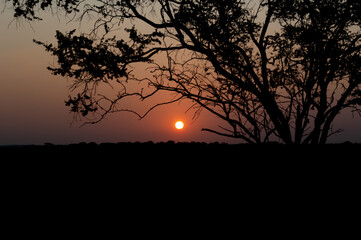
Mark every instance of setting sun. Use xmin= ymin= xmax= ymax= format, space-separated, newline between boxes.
xmin=175 ymin=121 xmax=184 ymax=130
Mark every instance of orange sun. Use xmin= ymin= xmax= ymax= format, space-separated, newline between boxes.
xmin=175 ymin=121 xmax=184 ymax=130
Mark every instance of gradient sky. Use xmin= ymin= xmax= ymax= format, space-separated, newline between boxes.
xmin=0 ymin=6 xmax=360 ymax=145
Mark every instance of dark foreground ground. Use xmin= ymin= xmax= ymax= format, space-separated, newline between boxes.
xmin=1 ymin=141 xmax=359 ymax=232
xmin=1 ymin=141 xmax=360 ymax=159
xmin=1 ymin=141 xmax=359 ymax=187
xmin=1 ymin=141 xmax=359 ymax=183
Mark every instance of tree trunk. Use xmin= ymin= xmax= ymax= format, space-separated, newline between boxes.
xmin=262 ymin=94 xmax=293 ymax=144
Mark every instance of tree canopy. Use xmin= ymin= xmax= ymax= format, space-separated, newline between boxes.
xmin=5 ymin=0 xmax=361 ymax=144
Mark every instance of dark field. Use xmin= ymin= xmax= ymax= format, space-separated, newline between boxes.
xmin=1 ymin=141 xmax=359 ymax=160
xmin=1 ymin=141 xmax=358 ymax=213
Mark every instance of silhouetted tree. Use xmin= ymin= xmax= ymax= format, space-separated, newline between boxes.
xmin=5 ymin=0 xmax=361 ymax=144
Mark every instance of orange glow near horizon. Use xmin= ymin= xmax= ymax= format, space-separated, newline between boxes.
xmin=175 ymin=121 xmax=184 ymax=130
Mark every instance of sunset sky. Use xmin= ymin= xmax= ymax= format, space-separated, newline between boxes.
xmin=0 ymin=5 xmax=360 ymax=145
